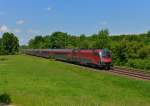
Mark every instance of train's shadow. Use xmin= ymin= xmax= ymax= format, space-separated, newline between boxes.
xmin=56 ymin=59 xmax=110 ymax=71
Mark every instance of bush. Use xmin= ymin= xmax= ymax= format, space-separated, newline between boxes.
xmin=125 ymin=59 xmax=150 ymax=70
xmin=0 ymin=93 xmax=12 ymax=104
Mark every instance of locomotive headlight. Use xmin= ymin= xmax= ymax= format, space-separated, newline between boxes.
xmin=99 ymin=51 xmax=103 ymax=64
xmin=99 ymin=52 xmax=102 ymax=56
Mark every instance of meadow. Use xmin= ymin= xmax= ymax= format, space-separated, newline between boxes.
xmin=0 ymin=55 xmax=150 ymax=106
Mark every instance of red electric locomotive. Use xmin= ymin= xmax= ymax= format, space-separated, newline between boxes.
xmin=24 ymin=49 xmax=112 ymax=70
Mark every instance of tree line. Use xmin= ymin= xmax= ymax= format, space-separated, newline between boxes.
xmin=27 ymin=29 xmax=150 ymax=70
xmin=0 ymin=30 xmax=149 ymax=70
xmin=0 ymin=32 xmax=19 ymax=55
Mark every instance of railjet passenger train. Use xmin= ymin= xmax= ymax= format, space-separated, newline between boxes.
xmin=24 ymin=49 xmax=112 ymax=70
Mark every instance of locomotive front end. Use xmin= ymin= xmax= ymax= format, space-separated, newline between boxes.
xmin=99 ymin=49 xmax=112 ymax=70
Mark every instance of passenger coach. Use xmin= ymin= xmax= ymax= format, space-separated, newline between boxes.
xmin=24 ymin=49 xmax=112 ymax=70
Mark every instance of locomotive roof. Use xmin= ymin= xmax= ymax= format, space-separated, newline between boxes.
xmin=24 ymin=49 xmax=103 ymax=53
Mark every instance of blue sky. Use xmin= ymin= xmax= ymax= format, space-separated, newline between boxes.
xmin=0 ymin=0 xmax=150 ymax=44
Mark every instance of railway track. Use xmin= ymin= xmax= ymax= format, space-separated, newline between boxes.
xmin=109 ymin=67 xmax=150 ymax=80
xmin=63 ymin=62 xmax=150 ymax=81
xmin=65 ymin=62 xmax=150 ymax=80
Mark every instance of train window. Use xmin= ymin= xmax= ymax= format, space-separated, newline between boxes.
xmin=101 ymin=49 xmax=111 ymax=58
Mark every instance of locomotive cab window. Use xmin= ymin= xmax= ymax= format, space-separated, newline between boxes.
xmin=101 ymin=49 xmax=111 ymax=58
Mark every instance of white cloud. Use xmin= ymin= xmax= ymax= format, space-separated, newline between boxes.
xmin=0 ymin=25 xmax=9 ymax=33
xmin=16 ymin=20 xmax=25 ymax=25
xmin=45 ymin=7 xmax=52 ymax=11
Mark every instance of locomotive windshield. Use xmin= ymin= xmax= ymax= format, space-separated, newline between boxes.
xmin=101 ymin=49 xmax=111 ymax=58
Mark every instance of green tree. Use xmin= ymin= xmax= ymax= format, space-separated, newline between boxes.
xmin=110 ymin=40 xmax=127 ymax=65
xmin=93 ymin=29 xmax=111 ymax=49
xmin=147 ymin=30 xmax=150 ymax=37
xmin=1 ymin=32 xmax=19 ymax=55
xmin=0 ymin=38 xmax=3 ymax=54
xmin=50 ymin=32 xmax=69 ymax=48
xmin=28 ymin=36 xmax=45 ymax=49
xmin=138 ymin=45 xmax=150 ymax=59
xmin=78 ymin=34 xmax=90 ymax=49
xmin=126 ymin=41 xmax=144 ymax=59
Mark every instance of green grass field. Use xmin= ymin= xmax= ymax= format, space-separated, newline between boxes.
xmin=0 ymin=55 xmax=150 ymax=106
